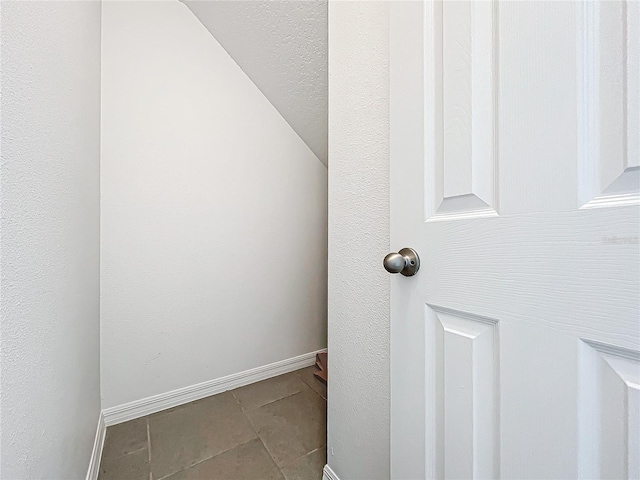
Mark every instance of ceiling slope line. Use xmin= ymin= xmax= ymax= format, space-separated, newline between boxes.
xmin=180 ymin=0 xmax=328 ymax=168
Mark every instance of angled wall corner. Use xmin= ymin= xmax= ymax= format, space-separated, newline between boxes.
xmin=181 ymin=0 xmax=328 ymax=167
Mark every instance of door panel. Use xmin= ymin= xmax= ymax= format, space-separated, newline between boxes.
xmin=426 ymin=306 xmax=499 ymax=480
xmin=427 ymin=1 xmax=498 ymax=220
xmin=390 ymin=1 xmax=640 ymax=479
xmin=577 ymin=1 xmax=640 ymax=207
xmin=578 ymin=341 xmax=640 ymax=479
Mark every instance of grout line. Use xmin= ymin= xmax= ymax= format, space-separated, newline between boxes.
xmin=153 ymin=393 xmax=258 ymax=480
xmin=148 ymin=372 xmax=325 ymax=480
xmin=232 ymin=378 xmax=305 ymax=413
xmin=247 ymin=387 xmax=305 ymax=412
xmin=236 ymin=391 xmax=283 ymax=474
xmin=147 ymin=417 xmax=153 ymax=480
xmin=103 ymin=445 xmax=148 ymax=462
xmin=294 ymin=365 xmax=327 ymax=401
xmin=230 ymin=390 xmax=246 ymax=413
xmin=237 ymin=389 xmax=324 ymax=480
xmin=304 ymin=446 xmax=325 ymax=456
xmin=236 ymin=373 xmax=326 ymax=473
xmin=154 ymin=438 xmax=257 ymax=480
xmin=146 ymin=418 xmax=152 ymax=463
xmin=279 ymin=445 xmax=328 ymax=472
xmin=257 ymin=430 xmax=284 ymax=478
xmin=298 ymin=376 xmax=327 ymax=401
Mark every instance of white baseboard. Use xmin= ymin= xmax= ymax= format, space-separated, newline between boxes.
xmin=86 ymin=412 xmax=106 ymax=480
xmin=103 ymin=349 xmax=327 ymax=426
xmin=323 ymin=464 xmax=341 ymax=480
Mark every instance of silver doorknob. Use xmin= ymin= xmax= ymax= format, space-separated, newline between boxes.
xmin=383 ymin=248 xmax=420 ymax=277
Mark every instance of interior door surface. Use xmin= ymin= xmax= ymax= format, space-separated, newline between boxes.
xmin=389 ymin=1 xmax=640 ymax=479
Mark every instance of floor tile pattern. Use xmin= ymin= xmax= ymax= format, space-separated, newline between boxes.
xmin=98 ymin=367 xmax=327 ymax=480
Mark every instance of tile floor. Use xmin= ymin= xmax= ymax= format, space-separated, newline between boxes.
xmin=98 ymin=367 xmax=327 ymax=480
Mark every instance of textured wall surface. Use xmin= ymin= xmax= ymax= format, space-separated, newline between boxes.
xmin=182 ymin=0 xmax=328 ymax=166
xmin=327 ymin=2 xmax=391 ymax=479
xmin=0 ymin=1 xmax=101 ymax=477
xmin=101 ymin=0 xmax=327 ymax=410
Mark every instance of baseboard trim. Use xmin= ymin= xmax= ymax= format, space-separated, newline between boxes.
xmin=86 ymin=412 xmax=106 ymax=480
xmin=103 ymin=349 xmax=327 ymax=426
xmin=323 ymin=464 xmax=341 ymax=480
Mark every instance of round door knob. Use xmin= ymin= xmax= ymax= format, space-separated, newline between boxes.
xmin=383 ymin=248 xmax=420 ymax=277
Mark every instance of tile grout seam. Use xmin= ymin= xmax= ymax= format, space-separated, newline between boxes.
xmin=154 ymin=391 xmax=266 ymax=480
xmin=231 ymin=390 xmax=286 ymax=478
xmin=143 ymin=373 xmax=326 ymax=480
xmin=243 ymin=387 xmax=306 ymax=412
xmin=292 ymin=367 xmax=327 ymax=400
xmin=147 ymin=417 xmax=152 ymax=480
xmin=153 ymin=437 xmax=259 ymax=480
xmin=234 ymin=386 xmax=326 ymax=477
xmin=146 ymin=418 xmax=151 ymax=462
xmin=298 ymin=375 xmax=327 ymax=401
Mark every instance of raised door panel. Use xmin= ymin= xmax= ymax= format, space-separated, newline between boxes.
xmin=425 ymin=1 xmax=498 ymax=221
xmin=579 ymin=340 xmax=640 ymax=479
xmin=578 ymin=0 xmax=640 ymax=208
xmin=426 ymin=306 xmax=499 ymax=479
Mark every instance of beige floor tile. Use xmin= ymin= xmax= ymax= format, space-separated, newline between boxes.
xmin=98 ymin=448 xmax=150 ymax=480
xmin=295 ymin=367 xmax=327 ymax=400
xmin=162 ymin=439 xmax=284 ymax=480
xmin=149 ymin=392 xmax=256 ymax=479
xmin=232 ymin=372 xmax=308 ymax=411
xmin=101 ymin=417 xmax=148 ymax=460
xmin=280 ymin=447 xmax=326 ymax=480
xmin=246 ymin=388 xmax=326 ymax=467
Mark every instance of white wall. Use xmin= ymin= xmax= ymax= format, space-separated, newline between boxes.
xmin=327 ymin=2 xmax=391 ymax=479
xmin=100 ymin=0 xmax=327 ymax=410
xmin=0 ymin=1 xmax=101 ymax=478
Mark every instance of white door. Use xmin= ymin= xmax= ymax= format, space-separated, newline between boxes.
xmin=389 ymin=1 xmax=639 ymax=479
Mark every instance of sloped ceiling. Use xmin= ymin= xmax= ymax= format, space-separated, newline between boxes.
xmin=182 ymin=0 xmax=328 ymax=166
